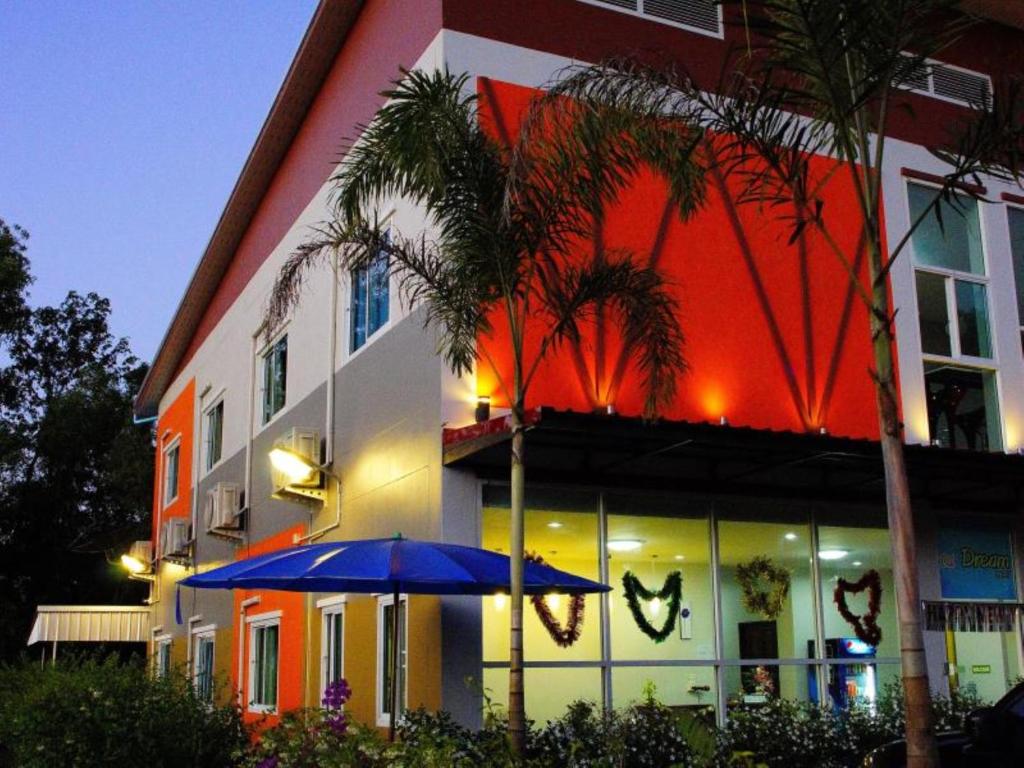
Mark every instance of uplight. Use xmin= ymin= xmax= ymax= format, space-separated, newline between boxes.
xmin=269 ymin=447 xmax=317 ymax=484
xmin=818 ymin=549 xmax=849 ymax=561
xmin=607 ymin=539 xmax=644 ymax=553
xmin=120 ymin=554 xmax=147 ymax=574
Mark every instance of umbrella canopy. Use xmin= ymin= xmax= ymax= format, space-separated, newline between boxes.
xmin=179 ymin=536 xmax=610 ymax=596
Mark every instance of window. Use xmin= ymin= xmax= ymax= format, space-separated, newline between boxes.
xmin=580 ymin=0 xmax=722 ymax=38
xmin=319 ymin=597 xmax=345 ymax=700
xmin=1008 ymin=207 xmax=1024 ymax=350
xmin=192 ymin=626 xmax=215 ymax=702
xmin=204 ymin=400 xmax=223 ymax=472
xmin=163 ymin=441 xmax=180 ymax=507
xmin=155 ymin=636 xmax=172 ymax=677
xmin=350 ymin=247 xmax=389 ymax=352
xmin=261 ymin=336 xmax=287 ymax=424
xmin=924 ymin=363 xmax=1001 ymax=451
xmin=376 ymin=595 xmax=407 ymax=726
xmin=247 ymin=614 xmax=280 ymax=713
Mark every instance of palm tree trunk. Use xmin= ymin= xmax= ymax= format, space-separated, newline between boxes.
xmin=869 ymin=253 xmax=937 ymax=768
xmin=508 ymin=407 xmax=526 ymax=754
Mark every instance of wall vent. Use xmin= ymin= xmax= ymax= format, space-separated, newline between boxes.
xmin=899 ymin=54 xmax=992 ymax=109
xmin=583 ymin=0 xmax=722 ymax=37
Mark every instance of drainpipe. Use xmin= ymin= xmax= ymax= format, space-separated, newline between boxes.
xmin=244 ymin=332 xmax=259 ymax=551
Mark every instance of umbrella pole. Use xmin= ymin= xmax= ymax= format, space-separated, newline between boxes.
xmin=389 ymin=585 xmax=400 ymax=742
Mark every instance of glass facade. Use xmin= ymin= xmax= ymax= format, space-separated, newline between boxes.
xmin=480 ymin=486 xmax=1018 ymax=724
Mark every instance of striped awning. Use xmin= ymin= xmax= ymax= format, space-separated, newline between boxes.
xmin=27 ymin=605 xmax=151 ymax=645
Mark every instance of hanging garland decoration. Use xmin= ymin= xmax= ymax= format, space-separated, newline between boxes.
xmin=526 ymin=552 xmax=585 ymax=647
xmin=622 ymin=570 xmax=683 ymax=643
xmin=735 ymin=556 xmax=791 ymax=620
xmin=834 ymin=569 xmax=884 ymax=647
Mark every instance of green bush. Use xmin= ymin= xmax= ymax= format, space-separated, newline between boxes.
xmin=0 ymin=653 xmax=246 ymax=768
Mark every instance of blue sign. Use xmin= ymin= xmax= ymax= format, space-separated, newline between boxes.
xmin=937 ymin=527 xmax=1016 ymax=600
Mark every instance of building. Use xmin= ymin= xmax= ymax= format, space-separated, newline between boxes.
xmin=119 ymin=0 xmax=1024 ymax=731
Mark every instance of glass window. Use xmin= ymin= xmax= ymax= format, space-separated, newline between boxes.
xmin=915 ymin=271 xmax=952 ymax=356
xmin=378 ymin=596 xmax=407 ymax=725
xmin=954 ymin=280 xmax=992 ymax=358
xmin=717 ymin=509 xmax=815 ymax=705
xmin=949 ymin=629 xmax=1022 ymax=703
xmin=193 ymin=632 xmax=215 ymax=702
xmin=1008 ymin=207 xmax=1024 ymax=350
xmin=909 ymin=183 xmax=985 ymax=274
xmin=261 ymin=336 xmax=287 ymax=424
xmin=249 ymin=619 xmax=279 ymax=712
xmin=155 ymin=638 xmax=172 ymax=678
xmin=351 ymin=245 xmax=389 ymax=352
xmin=321 ymin=603 xmax=344 ymax=698
xmin=483 ymin=667 xmax=603 ymax=727
xmin=205 ymin=401 xmax=223 ymax=472
xmin=482 ymin=487 xmax=601 ymax=663
xmin=925 ymin=363 xmax=1002 ymax=451
xmin=163 ymin=443 xmax=180 ymax=506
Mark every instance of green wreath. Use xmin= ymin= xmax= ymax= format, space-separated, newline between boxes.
xmin=735 ymin=556 xmax=790 ymax=620
xmin=622 ymin=571 xmax=683 ymax=643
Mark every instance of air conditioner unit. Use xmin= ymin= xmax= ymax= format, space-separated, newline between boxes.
xmin=205 ymin=482 xmax=241 ymax=531
xmin=129 ymin=540 xmax=153 ymax=567
xmin=270 ymin=427 xmax=325 ymax=501
xmin=161 ymin=518 xmax=192 ymax=559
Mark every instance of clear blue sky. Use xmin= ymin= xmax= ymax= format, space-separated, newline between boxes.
xmin=1 ymin=1 xmax=319 ymax=363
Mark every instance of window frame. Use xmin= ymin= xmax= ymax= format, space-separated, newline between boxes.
xmin=577 ymin=0 xmax=724 ymax=40
xmin=259 ymin=334 xmax=288 ymax=426
xmin=203 ymin=396 xmax=225 ymax=475
xmin=349 ymin=244 xmax=392 ymax=355
xmin=1006 ymin=202 xmax=1024 ymax=350
xmin=246 ymin=611 xmax=282 ymax=714
xmin=191 ymin=624 xmax=216 ymax=702
xmin=162 ymin=438 xmax=181 ymax=508
xmin=154 ymin=634 xmax=172 ymax=678
xmin=375 ymin=594 xmax=408 ymax=728
xmin=317 ymin=595 xmax=346 ymax=702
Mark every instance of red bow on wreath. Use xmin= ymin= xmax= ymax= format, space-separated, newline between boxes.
xmin=526 ymin=552 xmax=585 ymax=647
xmin=834 ymin=569 xmax=883 ymax=647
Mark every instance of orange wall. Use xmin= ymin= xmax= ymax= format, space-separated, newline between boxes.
xmin=231 ymin=524 xmax=307 ymax=729
xmin=476 ymin=80 xmax=882 ymax=440
xmin=152 ymin=379 xmax=195 ymax=546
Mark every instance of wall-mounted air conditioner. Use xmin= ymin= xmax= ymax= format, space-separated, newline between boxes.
xmin=270 ymin=427 xmax=325 ymax=502
xmin=205 ymin=482 xmax=242 ymax=532
xmin=160 ymin=518 xmax=192 ymax=559
xmin=129 ymin=540 xmax=153 ymax=567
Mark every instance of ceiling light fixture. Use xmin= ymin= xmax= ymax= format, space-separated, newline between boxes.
xmin=547 ymin=521 xmax=563 ymax=529
xmin=784 ymin=532 xmax=798 ymax=541
xmin=818 ymin=549 xmax=849 ymax=561
xmin=607 ymin=539 xmax=644 ymax=553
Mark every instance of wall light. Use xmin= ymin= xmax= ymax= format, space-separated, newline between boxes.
xmin=607 ymin=539 xmax=644 ymax=553
xmin=818 ymin=549 xmax=849 ymax=561
xmin=269 ymin=446 xmax=318 ymax=485
xmin=121 ymin=554 xmax=147 ymax=574
xmin=649 ymin=596 xmax=662 ymax=617
xmin=546 ymin=593 xmax=561 ymax=611
xmin=475 ymin=395 xmax=491 ymax=423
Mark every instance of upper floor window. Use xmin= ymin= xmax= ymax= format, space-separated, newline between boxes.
xmin=1008 ymin=206 xmax=1024 ymax=351
xmin=261 ymin=336 xmax=287 ymax=424
xmin=248 ymin=613 xmax=280 ymax=713
xmin=581 ymin=0 xmax=722 ymax=38
xmin=350 ymin=248 xmax=389 ymax=353
xmin=204 ymin=400 xmax=224 ymax=472
xmin=192 ymin=627 xmax=215 ymax=702
xmin=163 ymin=440 xmax=180 ymax=507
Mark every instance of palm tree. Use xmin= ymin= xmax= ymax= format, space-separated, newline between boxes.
xmin=542 ymin=2 xmax=1023 ymax=765
xmin=266 ymin=69 xmax=704 ymax=752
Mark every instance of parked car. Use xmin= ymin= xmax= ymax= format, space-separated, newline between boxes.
xmin=863 ymin=682 xmax=1024 ymax=767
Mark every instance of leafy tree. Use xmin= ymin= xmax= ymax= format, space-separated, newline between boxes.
xmin=267 ymin=69 xmax=703 ymax=751
xmin=544 ymin=1 xmax=1024 ymax=765
xmin=0 ymin=219 xmax=32 ymax=339
xmin=0 ymin=227 xmax=154 ymax=661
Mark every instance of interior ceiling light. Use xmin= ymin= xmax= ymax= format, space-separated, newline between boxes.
xmin=818 ymin=549 xmax=849 ymax=561
xmin=784 ymin=532 xmax=798 ymax=541
xmin=607 ymin=539 xmax=644 ymax=552
xmin=547 ymin=521 xmax=563 ymax=529
xmin=674 ymin=554 xmax=685 ymax=561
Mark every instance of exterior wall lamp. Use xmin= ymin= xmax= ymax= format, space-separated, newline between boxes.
xmin=475 ymin=395 xmax=491 ymax=423
xmin=270 ymin=428 xmax=328 ymax=502
xmin=121 ymin=540 xmax=155 ymax=582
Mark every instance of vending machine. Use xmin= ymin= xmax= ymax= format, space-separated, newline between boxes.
xmin=808 ymin=637 xmax=877 ymax=710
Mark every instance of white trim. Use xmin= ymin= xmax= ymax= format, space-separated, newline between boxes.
xmin=245 ymin=609 xmax=282 ymax=624
xmin=201 ymin=393 xmax=226 ymax=476
xmin=375 ymin=594 xmax=408 ymax=728
xmin=315 ymin=594 xmax=347 ymax=609
xmin=241 ymin=596 xmax=261 ymax=609
xmin=319 ymin=599 xmax=346 ymax=702
xmin=256 ymin=329 xmax=289 ymax=432
xmin=191 ymin=623 xmax=216 ymax=636
xmin=162 ymin=436 xmax=182 ymax=508
xmin=246 ymin=612 xmax=281 ymax=714
xmin=576 ymin=0 xmax=724 ymax=40
xmin=344 ymin=219 xmax=395 ymax=363
xmin=191 ymin=624 xmax=216 ymax=700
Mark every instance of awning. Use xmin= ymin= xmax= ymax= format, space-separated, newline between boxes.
xmin=27 ymin=605 xmax=151 ymax=646
xmin=443 ymin=408 xmax=1024 ymax=513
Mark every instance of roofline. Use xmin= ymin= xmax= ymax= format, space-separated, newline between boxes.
xmin=963 ymin=0 xmax=1024 ymax=30
xmin=134 ymin=0 xmax=363 ymax=418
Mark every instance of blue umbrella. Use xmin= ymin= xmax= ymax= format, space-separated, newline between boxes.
xmin=179 ymin=535 xmax=608 ymax=737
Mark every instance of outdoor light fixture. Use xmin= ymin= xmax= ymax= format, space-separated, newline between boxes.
xmin=606 ymin=403 xmax=615 ymax=415
xmin=121 ymin=553 xmax=146 ymax=574
xmin=819 ymin=426 xmax=828 ymax=435
xmin=121 ymin=540 xmax=154 ymax=581
xmin=784 ymin=532 xmax=798 ymax=541
xmin=818 ymin=549 xmax=849 ymax=561
xmin=269 ymin=446 xmax=318 ymax=484
xmin=475 ymin=395 xmax=491 ymax=423
xmin=607 ymin=539 xmax=644 ymax=553
xmin=719 ymin=416 xmax=729 ymax=426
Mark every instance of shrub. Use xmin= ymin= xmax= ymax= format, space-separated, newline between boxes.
xmin=0 ymin=653 xmax=246 ymax=768
xmin=715 ymin=698 xmax=851 ymax=768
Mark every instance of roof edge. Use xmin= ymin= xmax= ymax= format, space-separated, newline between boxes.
xmin=134 ymin=0 xmax=363 ymax=418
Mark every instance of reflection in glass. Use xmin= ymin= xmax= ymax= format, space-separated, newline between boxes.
xmin=909 ymin=184 xmax=985 ymax=274
xmin=915 ymin=271 xmax=951 ymax=356
xmin=954 ymin=280 xmax=991 ymax=358
xmin=483 ymin=666 xmax=602 ymax=726
xmin=924 ymin=363 xmax=1001 ymax=451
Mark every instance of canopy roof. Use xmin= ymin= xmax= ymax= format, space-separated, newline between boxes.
xmin=27 ymin=605 xmax=151 ymax=646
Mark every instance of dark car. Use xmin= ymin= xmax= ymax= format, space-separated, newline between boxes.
xmin=862 ymin=682 xmax=1024 ymax=768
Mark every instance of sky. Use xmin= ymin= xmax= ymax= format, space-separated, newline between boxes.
xmin=1 ymin=1 xmax=319 ymax=363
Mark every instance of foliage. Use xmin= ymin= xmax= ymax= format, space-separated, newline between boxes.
xmin=0 ymin=654 xmax=246 ymax=768
xmin=0 ymin=221 xmax=152 ymax=660
xmin=0 ymin=219 xmax=32 ymax=340
xmin=734 ymin=557 xmax=790 ymax=621
xmin=622 ymin=570 xmax=683 ymax=642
